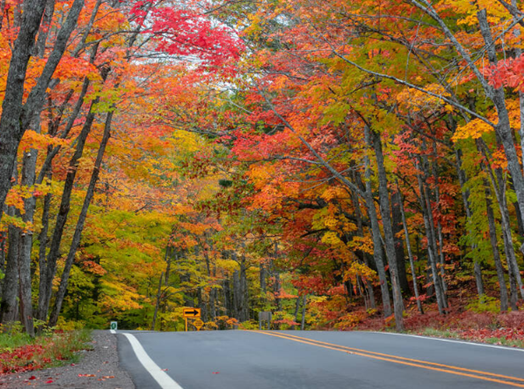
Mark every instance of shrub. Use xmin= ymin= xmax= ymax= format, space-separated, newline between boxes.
xmin=466 ymin=295 xmax=500 ymax=314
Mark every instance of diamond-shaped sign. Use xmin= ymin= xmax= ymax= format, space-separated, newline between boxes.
xmin=193 ymin=318 xmax=204 ymax=330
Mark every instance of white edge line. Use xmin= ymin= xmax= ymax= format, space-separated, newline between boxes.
xmin=370 ymin=331 xmax=524 ymax=352
xmin=120 ymin=332 xmax=184 ymax=389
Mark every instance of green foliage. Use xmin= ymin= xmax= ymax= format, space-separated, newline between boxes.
xmin=0 ymin=328 xmax=92 ymax=374
xmin=466 ymin=295 xmax=501 ymax=314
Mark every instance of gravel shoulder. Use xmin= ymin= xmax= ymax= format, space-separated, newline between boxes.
xmin=0 ymin=330 xmax=135 ymax=389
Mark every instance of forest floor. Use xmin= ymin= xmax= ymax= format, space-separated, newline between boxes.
xmin=0 ymin=331 xmax=134 ymax=388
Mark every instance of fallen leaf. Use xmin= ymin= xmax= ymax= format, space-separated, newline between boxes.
xmin=161 ymin=369 xmax=168 ymax=371
xmin=212 ymin=372 xmax=220 ymax=374
xmin=102 ymin=376 xmax=115 ymax=379
xmin=29 ymin=376 xmax=36 ymax=380
xmin=45 ymin=380 xmax=53 ymax=384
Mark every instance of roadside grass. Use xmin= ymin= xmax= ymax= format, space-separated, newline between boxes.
xmin=416 ymin=327 xmax=524 ymax=349
xmin=354 ymin=304 xmax=524 ymax=349
xmin=0 ymin=324 xmax=92 ymax=375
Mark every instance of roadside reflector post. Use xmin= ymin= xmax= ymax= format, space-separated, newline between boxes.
xmin=110 ymin=321 xmax=117 ymax=331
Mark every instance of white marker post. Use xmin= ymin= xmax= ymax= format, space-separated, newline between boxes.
xmin=110 ymin=321 xmax=118 ymax=332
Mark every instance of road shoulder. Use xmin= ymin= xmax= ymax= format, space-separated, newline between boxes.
xmin=0 ymin=330 xmax=135 ymax=388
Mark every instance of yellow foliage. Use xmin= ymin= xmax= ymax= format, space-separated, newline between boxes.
xmin=452 ymin=119 xmax=493 ymax=141
xmin=396 ymin=83 xmax=450 ymax=111
xmin=216 ymin=259 xmax=240 ymax=272
xmin=441 ymin=0 xmax=510 ymax=26
xmin=347 ymin=235 xmax=374 ymax=255
xmin=19 ymin=130 xmax=70 ymax=151
xmin=343 ymin=262 xmax=377 ymax=283
xmin=491 ymin=148 xmax=508 ymax=169
xmin=321 ymin=231 xmax=342 ymax=245
xmin=320 ymin=186 xmax=346 ymax=202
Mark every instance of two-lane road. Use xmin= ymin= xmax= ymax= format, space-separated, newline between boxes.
xmin=116 ymin=330 xmax=524 ymax=388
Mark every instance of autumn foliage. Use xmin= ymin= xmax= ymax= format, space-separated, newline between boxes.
xmin=0 ymin=0 xmax=524 ymax=341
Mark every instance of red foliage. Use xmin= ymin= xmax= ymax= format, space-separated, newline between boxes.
xmin=487 ymin=57 xmax=524 ymax=91
xmin=355 ymin=308 xmax=524 ymax=347
xmin=131 ymin=0 xmax=243 ymax=70
xmin=0 ymin=344 xmax=51 ymax=375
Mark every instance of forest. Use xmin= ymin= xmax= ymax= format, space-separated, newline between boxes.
xmin=1 ymin=0 xmax=524 ymax=338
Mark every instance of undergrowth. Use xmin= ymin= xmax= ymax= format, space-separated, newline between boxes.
xmin=352 ymin=301 xmax=524 ymax=348
xmin=0 ymin=324 xmax=92 ymax=375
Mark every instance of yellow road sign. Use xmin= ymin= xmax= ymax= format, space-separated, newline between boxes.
xmin=183 ymin=308 xmax=201 ymax=318
xmin=193 ymin=318 xmax=204 ymax=331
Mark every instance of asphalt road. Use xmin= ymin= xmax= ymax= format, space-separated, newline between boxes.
xmin=116 ymin=330 xmax=524 ymax=389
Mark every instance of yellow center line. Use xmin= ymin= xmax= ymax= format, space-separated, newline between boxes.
xmin=252 ymin=331 xmax=524 ymax=388
xmin=264 ymin=331 xmax=524 ymax=383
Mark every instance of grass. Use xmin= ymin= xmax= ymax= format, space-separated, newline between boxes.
xmin=415 ymin=327 xmax=524 ymax=349
xmin=0 ymin=324 xmax=92 ymax=375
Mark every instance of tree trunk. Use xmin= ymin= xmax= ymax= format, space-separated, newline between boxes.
xmin=430 ymin=143 xmax=448 ymax=294
xmin=292 ymin=294 xmax=301 ymax=330
xmin=454 ymin=147 xmax=486 ymax=300
xmin=0 ymin=0 xmax=48 ymax=221
xmin=18 ymin=144 xmax=39 ymax=336
xmin=48 ymin=111 xmax=113 ymax=327
xmin=398 ymin=187 xmax=424 ymax=314
xmin=0 ymin=231 xmax=5 ymax=297
xmin=260 ymin=259 xmax=267 ymax=304
xmin=369 ymin=128 xmax=404 ymax=331
xmin=233 ymin=269 xmax=240 ymax=320
xmin=300 ymin=295 xmax=307 ymax=330
xmin=415 ymin=159 xmax=447 ymax=314
xmin=477 ymin=9 xmax=524 ymax=262
xmin=363 ymin=148 xmax=391 ymax=317
xmin=483 ymin=180 xmax=510 ymax=312
xmin=37 ymin=82 xmax=107 ymax=321
xmin=0 ymin=214 xmax=20 ymax=326
xmin=240 ymin=259 xmax=249 ymax=322
xmin=480 ymin=139 xmax=524 ymax=301
xmin=391 ymin=190 xmax=410 ymax=295
xmin=151 ymin=272 xmax=164 ymax=331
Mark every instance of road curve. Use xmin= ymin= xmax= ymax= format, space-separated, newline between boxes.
xmin=116 ymin=330 xmax=524 ymax=389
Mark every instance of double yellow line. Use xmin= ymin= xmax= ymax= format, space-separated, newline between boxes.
xmin=252 ymin=330 xmax=524 ymax=387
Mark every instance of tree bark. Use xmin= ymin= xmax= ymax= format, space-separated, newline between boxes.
xmin=0 ymin=0 xmax=48 ymax=222
xmin=415 ymin=158 xmax=447 ymax=314
xmin=151 ymin=272 xmax=164 ymax=331
xmin=483 ymin=180 xmax=510 ymax=311
xmin=300 ymin=295 xmax=307 ymax=330
xmin=391 ymin=190 xmax=410 ymax=295
xmin=398 ymin=187 xmax=424 ymax=314
xmin=0 ymin=211 xmax=20 ymax=326
xmin=454 ymin=147 xmax=486 ymax=300
xmin=18 ymin=144 xmax=39 ymax=336
xmin=363 ymin=148 xmax=391 ymax=317
xmin=369 ymin=128 xmax=404 ymax=331
xmin=48 ymin=110 xmax=113 ymax=327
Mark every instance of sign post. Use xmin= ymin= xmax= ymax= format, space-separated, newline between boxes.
xmin=258 ymin=312 xmax=272 ymax=330
xmin=183 ymin=308 xmax=201 ymax=332
xmin=110 ymin=321 xmax=117 ymax=331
